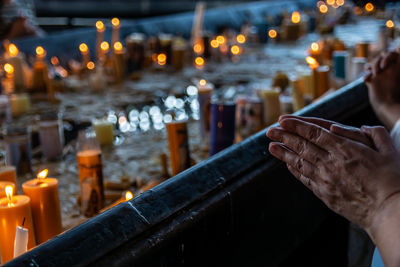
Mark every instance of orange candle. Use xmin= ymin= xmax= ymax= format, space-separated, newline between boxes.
xmin=0 ymin=185 xmax=35 ymax=263
xmin=0 ymin=181 xmax=15 ymax=198
xmin=32 ymin=46 xmax=50 ymax=93
xmin=22 ymin=169 xmax=62 ymax=244
xmin=0 ymin=166 xmax=17 ymax=185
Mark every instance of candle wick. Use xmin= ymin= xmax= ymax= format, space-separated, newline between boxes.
xmin=22 ymin=217 xmax=25 ymax=227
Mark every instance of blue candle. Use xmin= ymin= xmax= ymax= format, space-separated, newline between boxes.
xmin=333 ymin=51 xmax=349 ymax=80
xmin=210 ymin=101 xmax=236 ymax=156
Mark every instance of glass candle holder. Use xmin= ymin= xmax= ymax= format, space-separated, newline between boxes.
xmin=38 ymin=112 xmax=64 ymax=161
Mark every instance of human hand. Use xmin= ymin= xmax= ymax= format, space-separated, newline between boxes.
xmin=266 ymin=117 xmax=400 ymax=238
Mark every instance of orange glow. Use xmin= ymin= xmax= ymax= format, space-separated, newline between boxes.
xmin=320 ymin=4 xmax=328 ymax=13
xmin=210 ymin=39 xmax=219 ymax=48
xmin=125 ymin=191 xmax=133 ymax=201
xmin=326 ymin=0 xmax=335 ymax=5
xmin=199 ymin=79 xmax=207 ymax=86
xmin=100 ymin=41 xmax=109 ymax=51
xmin=291 ymin=11 xmax=301 ymax=24
xmin=353 ymin=6 xmax=362 ymax=15
xmin=36 ymin=46 xmax=45 ymax=56
xmin=37 ymin=169 xmax=48 ymax=180
xmin=365 ymin=3 xmax=374 ymax=12
xmin=336 ymin=0 xmax=344 ymax=6
xmin=4 ymin=63 xmax=14 ymax=74
xmin=157 ymin=53 xmax=167 ymax=63
xmin=317 ymin=1 xmax=325 ymax=8
xmin=111 ymin=18 xmax=120 ymax=27
xmin=79 ymin=43 xmax=88 ymax=53
xmin=87 ymin=61 xmax=95 ymax=70
xmin=8 ymin=44 xmax=18 ymax=57
xmin=216 ymin=35 xmax=226 ymax=45
xmin=311 ymin=42 xmax=319 ymax=52
xmin=268 ymin=29 xmax=277 ymax=39
xmin=231 ymin=45 xmax=241 ymax=55
xmin=193 ymin=43 xmax=204 ymax=54
xmin=51 ymin=56 xmax=59 ymax=65
xmin=195 ymin=57 xmax=205 ymax=66
xmin=236 ymin=34 xmax=246 ymax=44
xmin=386 ymin=20 xmax=395 ymax=28
xmin=96 ymin=21 xmax=105 ymax=31
xmin=306 ymin=56 xmax=319 ymax=69
xmin=5 ymin=185 xmax=13 ymax=206
xmin=114 ymin=41 xmax=123 ymax=52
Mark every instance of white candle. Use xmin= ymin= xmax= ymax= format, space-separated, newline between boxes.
xmin=13 ymin=225 xmax=28 ymax=258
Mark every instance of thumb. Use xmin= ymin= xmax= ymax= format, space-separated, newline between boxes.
xmin=361 ymin=126 xmax=396 ymax=153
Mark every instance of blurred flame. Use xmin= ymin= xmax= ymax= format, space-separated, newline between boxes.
xmin=268 ymin=29 xmax=277 ymax=39
xmin=291 ymin=11 xmax=301 ymax=24
xmin=193 ymin=43 xmax=204 ymax=54
xmin=231 ymin=45 xmax=241 ymax=55
xmin=216 ymin=35 xmax=225 ymax=45
xmin=195 ymin=57 xmax=205 ymax=66
xmin=36 ymin=46 xmax=45 ymax=56
xmin=320 ymin=4 xmax=328 ymax=13
xmin=114 ymin=41 xmax=123 ymax=51
xmin=236 ymin=34 xmax=246 ymax=44
xmin=365 ymin=3 xmax=374 ymax=12
xmin=37 ymin=169 xmax=48 ymax=180
xmin=87 ymin=61 xmax=95 ymax=70
xmin=79 ymin=43 xmax=88 ymax=53
xmin=111 ymin=18 xmax=120 ymax=27
xmin=100 ymin=41 xmax=109 ymax=51
xmin=8 ymin=44 xmax=18 ymax=57
xmin=210 ymin=39 xmax=219 ymax=48
xmin=306 ymin=56 xmax=319 ymax=69
xmin=125 ymin=191 xmax=133 ymax=201
xmin=96 ymin=21 xmax=104 ymax=30
xmin=386 ymin=20 xmax=395 ymax=28
xmin=4 ymin=63 xmax=14 ymax=74
xmin=51 ymin=56 xmax=59 ymax=65
xmin=5 ymin=185 xmax=13 ymax=206
xmin=199 ymin=79 xmax=207 ymax=86
xmin=311 ymin=42 xmax=319 ymax=52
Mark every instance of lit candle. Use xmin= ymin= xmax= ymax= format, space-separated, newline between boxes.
xmin=306 ymin=56 xmax=319 ymax=99
xmin=93 ymin=119 xmax=114 ymax=146
xmin=310 ymin=42 xmax=321 ymax=61
xmin=0 ymin=166 xmax=17 ymax=185
xmin=195 ymin=56 xmax=205 ymax=69
xmin=166 ymin=120 xmax=191 ymax=176
xmin=3 ymin=63 xmax=15 ymax=93
xmin=0 ymin=181 xmax=16 ymax=198
xmin=112 ymin=41 xmax=125 ymax=83
xmin=32 ymin=46 xmax=50 ymax=94
xmin=6 ymin=44 xmax=26 ymax=92
xmin=103 ymin=190 xmax=134 ymax=212
xmin=291 ymin=78 xmax=305 ymax=111
xmin=197 ymin=79 xmax=213 ymax=139
xmin=96 ymin=21 xmax=105 ymax=61
xmin=9 ymin=93 xmax=30 ymax=117
xmin=0 ymin=185 xmax=35 ymax=264
xmin=258 ymin=88 xmax=281 ymax=126
xmin=100 ymin=41 xmax=110 ymax=62
xmin=79 ymin=43 xmax=90 ymax=66
xmin=111 ymin=18 xmax=120 ymax=48
xmin=283 ymin=11 xmax=301 ymax=41
xmin=22 ymin=169 xmax=62 ymax=244
xmin=76 ymin=131 xmax=104 ymax=217
xmin=159 ymin=34 xmax=173 ymax=65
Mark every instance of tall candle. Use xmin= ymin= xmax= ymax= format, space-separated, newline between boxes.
xmin=112 ymin=42 xmax=125 ymax=83
xmin=172 ymin=37 xmax=187 ymax=71
xmin=166 ymin=120 xmax=191 ymax=176
xmin=9 ymin=93 xmax=30 ymax=117
xmin=258 ymin=88 xmax=281 ymax=126
xmin=355 ymin=42 xmax=369 ymax=59
xmin=291 ymin=78 xmax=305 ymax=111
xmin=111 ymin=18 xmax=120 ymax=48
xmin=197 ymin=79 xmax=213 ymax=139
xmin=0 ymin=186 xmax=35 ymax=263
xmin=77 ymin=130 xmax=104 ymax=218
xmin=126 ymin=33 xmax=145 ymax=73
xmin=6 ymin=44 xmax=25 ymax=92
xmin=22 ymin=169 xmax=62 ymax=244
xmin=79 ymin=43 xmax=90 ymax=67
xmin=210 ymin=101 xmax=236 ymax=156
xmin=32 ymin=46 xmax=50 ymax=93
xmin=96 ymin=21 xmax=105 ymax=61
xmin=351 ymin=57 xmax=367 ymax=80
xmin=315 ymin=65 xmax=330 ymax=98
xmin=333 ymin=51 xmax=349 ymax=81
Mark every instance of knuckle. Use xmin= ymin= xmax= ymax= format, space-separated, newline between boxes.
xmin=294 ymin=140 xmax=306 ymax=156
xmin=295 ymin=158 xmax=304 ymax=172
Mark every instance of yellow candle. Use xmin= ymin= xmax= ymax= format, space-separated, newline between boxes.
xmin=22 ymin=169 xmax=62 ymax=244
xmin=0 ymin=186 xmax=35 ymax=263
xmin=0 ymin=166 xmax=17 ymax=185
xmin=93 ymin=119 xmax=114 ymax=146
xmin=7 ymin=44 xmax=25 ymax=92
xmin=291 ymin=78 xmax=305 ymax=111
xmin=32 ymin=46 xmax=50 ymax=94
xmin=9 ymin=93 xmax=30 ymax=117
xmin=111 ymin=18 xmax=120 ymax=47
xmin=96 ymin=21 xmax=105 ymax=61
xmin=258 ymin=88 xmax=281 ymax=126
xmin=79 ymin=43 xmax=90 ymax=66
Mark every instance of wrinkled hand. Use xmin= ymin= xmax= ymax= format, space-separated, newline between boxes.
xmin=266 ymin=116 xmax=400 ymax=238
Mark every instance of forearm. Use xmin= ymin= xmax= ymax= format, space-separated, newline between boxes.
xmin=368 ymin=194 xmax=400 ymax=267
xmin=373 ymin=103 xmax=400 ymax=131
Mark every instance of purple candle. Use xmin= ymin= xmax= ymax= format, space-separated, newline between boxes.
xmin=210 ymin=101 xmax=236 ymax=156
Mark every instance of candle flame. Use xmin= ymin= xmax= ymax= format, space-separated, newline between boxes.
xmin=87 ymin=61 xmax=95 ymax=70
xmin=386 ymin=20 xmax=395 ymax=28
xmin=79 ymin=43 xmax=88 ymax=53
xmin=5 ymin=185 xmax=13 ymax=206
xmin=365 ymin=3 xmax=374 ymax=12
xmin=306 ymin=56 xmax=319 ymax=69
xmin=113 ymin=41 xmax=123 ymax=52
xmin=100 ymin=41 xmax=109 ymax=51
xmin=231 ymin=45 xmax=241 ymax=55
xmin=216 ymin=35 xmax=225 ymax=45
xmin=36 ymin=46 xmax=45 ymax=57
xmin=37 ymin=169 xmax=48 ymax=180
xmin=157 ymin=53 xmax=167 ymax=63
xmin=268 ymin=29 xmax=277 ymax=39
xmin=199 ymin=79 xmax=207 ymax=86
xmin=193 ymin=43 xmax=204 ymax=54
xmin=236 ymin=34 xmax=246 ymax=44
xmin=125 ymin=191 xmax=133 ymax=201
xmin=4 ymin=63 xmax=14 ymax=74
xmin=8 ymin=44 xmax=19 ymax=57
xmin=111 ymin=18 xmax=120 ymax=27
xmin=195 ymin=56 xmax=205 ymax=66
xmin=51 ymin=56 xmax=60 ymax=66
xmin=291 ymin=11 xmax=301 ymax=24
xmin=311 ymin=42 xmax=319 ymax=52
xmin=336 ymin=0 xmax=344 ymax=6
xmin=210 ymin=39 xmax=219 ymax=48
xmin=319 ymin=4 xmax=328 ymax=13
xmin=96 ymin=21 xmax=105 ymax=31
xmin=326 ymin=0 xmax=335 ymax=5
